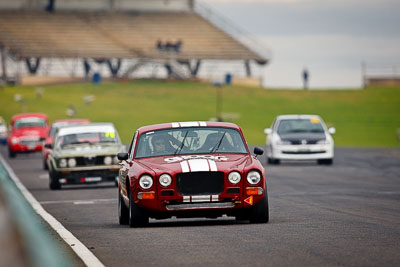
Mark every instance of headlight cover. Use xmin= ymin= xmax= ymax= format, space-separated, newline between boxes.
xmin=228 ymin=171 xmax=241 ymax=185
xmin=159 ymin=174 xmax=172 ymax=187
xmin=68 ymin=158 xmax=77 ymax=167
xmin=104 ymin=156 xmax=112 ymax=165
xmin=139 ymin=175 xmax=153 ymax=189
xmin=113 ymin=156 xmax=119 ymax=165
xmin=59 ymin=158 xmax=67 ymax=168
xmin=11 ymin=137 xmax=19 ymax=144
xmin=247 ymin=171 xmax=261 ymax=185
xmin=317 ymin=139 xmax=330 ymax=145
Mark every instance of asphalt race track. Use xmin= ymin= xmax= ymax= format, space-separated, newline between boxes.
xmin=1 ymin=146 xmax=400 ymax=267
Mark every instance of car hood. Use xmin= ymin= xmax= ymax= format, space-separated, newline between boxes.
xmin=137 ymin=153 xmax=251 ymax=174
xmin=279 ymin=132 xmax=326 ymax=142
xmin=54 ymin=143 xmax=123 ymax=157
xmin=11 ymin=127 xmax=47 ymax=139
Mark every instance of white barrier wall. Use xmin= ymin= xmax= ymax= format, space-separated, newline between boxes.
xmin=0 ymin=0 xmax=48 ymax=10
xmin=0 ymin=0 xmax=194 ymax=12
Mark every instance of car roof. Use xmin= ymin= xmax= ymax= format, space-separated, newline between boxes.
xmin=275 ymin=114 xmax=322 ymax=120
xmin=136 ymin=121 xmax=241 ymax=134
xmin=56 ymin=123 xmax=116 ymax=136
xmin=52 ymin=119 xmax=90 ymax=125
xmin=11 ymin=113 xmax=48 ymax=124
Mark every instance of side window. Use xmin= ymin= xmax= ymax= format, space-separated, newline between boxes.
xmin=128 ymin=131 xmax=138 ymax=160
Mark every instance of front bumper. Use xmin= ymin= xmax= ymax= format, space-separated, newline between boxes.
xmin=133 ymin=186 xmax=265 ymax=219
xmin=56 ymin=168 xmax=118 ymax=185
xmin=271 ymin=144 xmax=334 ymax=160
xmin=9 ymin=142 xmax=43 ymax=152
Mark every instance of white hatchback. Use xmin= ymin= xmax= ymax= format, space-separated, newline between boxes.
xmin=264 ymin=115 xmax=335 ymax=165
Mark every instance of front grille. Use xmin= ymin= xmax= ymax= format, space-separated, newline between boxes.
xmin=176 ymin=172 xmax=224 ymax=196
xmin=20 ymin=140 xmax=41 ymax=146
xmin=286 ymin=139 xmax=319 ymax=145
xmin=75 ymin=156 xmax=105 ymax=166
xmin=282 ymin=150 xmax=326 ymax=154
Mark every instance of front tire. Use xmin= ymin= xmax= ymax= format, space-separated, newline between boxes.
xmin=129 ymin=192 xmax=149 ymax=227
xmin=49 ymin=169 xmax=61 ymax=190
xmin=8 ymin=147 xmax=16 ymax=158
xmin=317 ymin=158 xmax=333 ymax=165
xmin=118 ymin=190 xmax=129 ymax=225
xmin=43 ymin=159 xmax=48 ymax=170
xmin=249 ymin=191 xmax=269 ymax=223
xmin=268 ymin=157 xmax=280 ymax=165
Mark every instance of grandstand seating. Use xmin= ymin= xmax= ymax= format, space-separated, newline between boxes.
xmin=0 ymin=10 xmax=264 ymax=61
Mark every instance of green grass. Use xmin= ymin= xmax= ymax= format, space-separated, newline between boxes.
xmin=1 ymin=80 xmax=399 ymax=147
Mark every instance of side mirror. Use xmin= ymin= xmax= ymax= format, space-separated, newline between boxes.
xmin=44 ymin=143 xmax=52 ymax=149
xmin=117 ymin=152 xmax=129 ymax=161
xmin=264 ymin=128 xmax=272 ymax=135
xmin=328 ymin=127 xmax=336 ymax=135
xmin=253 ymin=146 xmax=264 ymax=156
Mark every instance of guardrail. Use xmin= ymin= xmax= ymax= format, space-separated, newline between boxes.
xmin=0 ymin=155 xmax=73 ymax=267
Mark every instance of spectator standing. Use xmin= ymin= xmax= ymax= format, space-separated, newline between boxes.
xmin=303 ymin=68 xmax=309 ymax=90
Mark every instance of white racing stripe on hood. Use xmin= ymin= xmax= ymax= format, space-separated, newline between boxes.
xmin=208 ymin=160 xmax=217 ymax=171
xmin=188 ymin=159 xmax=209 ymax=172
xmin=180 ymin=159 xmax=218 ymax=173
xmin=180 ymin=161 xmax=190 ymax=173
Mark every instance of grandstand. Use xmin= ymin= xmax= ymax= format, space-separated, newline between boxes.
xmin=0 ymin=0 xmax=270 ymax=84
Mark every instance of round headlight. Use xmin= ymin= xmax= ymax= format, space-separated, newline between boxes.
xmin=113 ymin=156 xmax=119 ymax=165
xmin=247 ymin=171 xmax=261 ymax=185
xmin=11 ymin=137 xmax=19 ymax=144
xmin=139 ymin=175 xmax=153 ymax=189
xmin=228 ymin=171 xmax=241 ymax=185
xmin=159 ymin=174 xmax=172 ymax=187
xmin=68 ymin=158 xmax=76 ymax=167
xmin=59 ymin=158 xmax=67 ymax=168
xmin=104 ymin=156 xmax=112 ymax=165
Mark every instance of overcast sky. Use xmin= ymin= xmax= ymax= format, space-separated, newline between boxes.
xmin=197 ymin=0 xmax=400 ymax=88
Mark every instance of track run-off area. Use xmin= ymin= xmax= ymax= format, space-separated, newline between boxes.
xmin=1 ymin=146 xmax=400 ymax=267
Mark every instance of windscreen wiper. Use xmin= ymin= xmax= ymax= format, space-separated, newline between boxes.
xmin=211 ymin=132 xmax=226 ymax=153
xmin=174 ymin=130 xmax=188 ymax=155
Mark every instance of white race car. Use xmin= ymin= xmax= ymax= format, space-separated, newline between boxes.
xmin=264 ymin=115 xmax=335 ymax=165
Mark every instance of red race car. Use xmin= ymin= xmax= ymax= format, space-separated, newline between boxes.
xmin=117 ymin=121 xmax=269 ymax=227
xmin=42 ymin=118 xmax=90 ymax=169
xmin=7 ymin=113 xmax=49 ymax=158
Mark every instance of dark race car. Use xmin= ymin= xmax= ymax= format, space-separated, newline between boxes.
xmin=46 ymin=123 xmax=125 ymax=190
xmin=117 ymin=121 xmax=269 ymax=227
xmin=42 ymin=118 xmax=90 ymax=170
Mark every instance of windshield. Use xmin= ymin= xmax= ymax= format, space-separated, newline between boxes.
xmin=135 ymin=127 xmax=248 ymax=158
xmin=277 ymin=119 xmax=325 ymax=134
xmin=50 ymin=122 xmax=87 ymax=137
xmin=14 ymin=118 xmax=46 ymax=128
xmin=56 ymin=131 xmax=119 ymax=147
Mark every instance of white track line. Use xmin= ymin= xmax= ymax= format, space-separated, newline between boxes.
xmin=0 ymin=154 xmax=105 ymax=267
xmin=40 ymin=198 xmax=117 ymax=205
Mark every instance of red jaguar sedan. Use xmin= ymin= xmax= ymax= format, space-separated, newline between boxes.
xmin=117 ymin=121 xmax=269 ymax=227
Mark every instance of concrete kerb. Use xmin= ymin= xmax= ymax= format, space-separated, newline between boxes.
xmin=0 ymin=153 xmax=105 ymax=267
